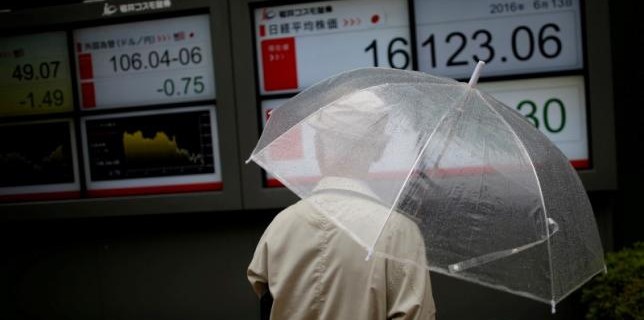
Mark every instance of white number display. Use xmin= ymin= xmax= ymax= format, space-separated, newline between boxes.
xmin=254 ymin=0 xmax=411 ymax=95
xmin=73 ymin=14 xmax=215 ymax=110
xmin=414 ymin=0 xmax=582 ymax=79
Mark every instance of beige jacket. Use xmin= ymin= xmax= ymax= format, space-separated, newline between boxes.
xmin=248 ymin=178 xmax=436 ymax=320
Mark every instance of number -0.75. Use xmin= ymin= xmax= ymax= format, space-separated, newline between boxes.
xmin=157 ymin=76 xmax=205 ymax=97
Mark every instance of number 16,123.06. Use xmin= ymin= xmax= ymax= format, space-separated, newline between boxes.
xmin=421 ymin=23 xmax=562 ymax=68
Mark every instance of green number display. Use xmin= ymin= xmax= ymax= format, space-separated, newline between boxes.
xmin=516 ymin=98 xmax=566 ymax=133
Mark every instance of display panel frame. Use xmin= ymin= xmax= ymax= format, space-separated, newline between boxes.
xmin=72 ymin=13 xmax=217 ymax=111
xmin=232 ymin=0 xmax=616 ymax=211
xmin=0 ymin=118 xmax=81 ymax=201
xmin=80 ymin=105 xmax=223 ymax=196
xmin=232 ymin=0 xmax=300 ymax=209
xmin=248 ymin=0 xmax=414 ymax=191
xmin=0 ymin=31 xmax=76 ymax=118
xmin=578 ymin=0 xmax=617 ymax=190
xmin=0 ymin=0 xmax=242 ymax=219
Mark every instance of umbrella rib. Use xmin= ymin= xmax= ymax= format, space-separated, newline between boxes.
xmin=477 ymin=91 xmax=557 ymax=308
xmin=366 ymin=87 xmax=470 ymax=260
xmin=249 ymin=82 xmax=462 ymax=161
xmin=448 ymin=218 xmax=559 ymax=272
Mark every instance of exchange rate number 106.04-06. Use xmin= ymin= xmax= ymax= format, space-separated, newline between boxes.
xmin=109 ymin=47 xmax=203 ymax=73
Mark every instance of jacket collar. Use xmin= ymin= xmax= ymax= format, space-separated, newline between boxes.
xmin=311 ymin=176 xmax=381 ymax=202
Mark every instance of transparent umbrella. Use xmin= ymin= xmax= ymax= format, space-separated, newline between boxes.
xmin=246 ymin=63 xmax=605 ymax=312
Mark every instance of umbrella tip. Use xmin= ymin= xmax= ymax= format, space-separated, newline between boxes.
xmin=468 ymin=60 xmax=486 ymax=87
xmin=365 ymin=247 xmax=374 ymax=261
xmin=550 ymin=300 xmax=556 ymax=314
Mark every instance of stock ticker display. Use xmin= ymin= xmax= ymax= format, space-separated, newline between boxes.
xmin=0 ymin=0 xmax=597 ymax=201
xmin=0 ymin=13 xmax=221 ymax=200
xmin=252 ymin=0 xmax=588 ymax=188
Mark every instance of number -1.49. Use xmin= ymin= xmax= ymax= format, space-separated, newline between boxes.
xmin=22 ymin=90 xmax=65 ymax=108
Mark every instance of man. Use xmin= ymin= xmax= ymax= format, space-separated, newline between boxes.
xmin=247 ymin=90 xmax=436 ymax=319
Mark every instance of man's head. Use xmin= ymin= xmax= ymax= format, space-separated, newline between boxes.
xmin=310 ymin=90 xmax=390 ymax=179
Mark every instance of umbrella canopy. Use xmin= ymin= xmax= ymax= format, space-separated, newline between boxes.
xmin=246 ymin=65 xmax=604 ymax=311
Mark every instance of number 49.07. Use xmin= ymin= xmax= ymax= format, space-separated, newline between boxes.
xmin=12 ymin=61 xmax=60 ymax=81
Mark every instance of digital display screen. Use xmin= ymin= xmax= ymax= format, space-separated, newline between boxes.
xmin=73 ymin=14 xmax=215 ymax=110
xmin=0 ymin=32 xmax=74 ymax=117
xmin=253 ymin=0 xmax=411 ymax=95
xmin=480 ymin=75 xmax=588 ymax=168
xmin=0 ymin=119 xmax=80 ymax=201
xmin=413 ymin=0 xmax=583 ymax=79
xmin=81 ymin=106 xmax=222 ymax=196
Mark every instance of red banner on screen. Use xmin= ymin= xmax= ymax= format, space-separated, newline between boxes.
xmin=87 ymin=182 xmax=223 ymax=197
xmin=261 ymin=37 xmax=298 ymax=91
xmin=571 ymin=159 xmax=590 ymax=169
xmin=81 ymin=82 xmax=96 ymax=108
xmin=0 ymin=191 xmax=80 ymax=202
xmin=78 ymin=53 xmax=94 ymax=80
